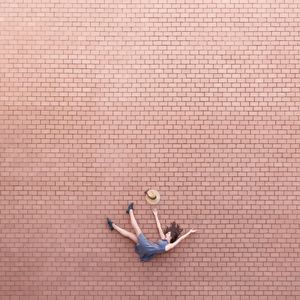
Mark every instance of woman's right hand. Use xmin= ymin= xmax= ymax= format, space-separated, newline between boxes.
xmin=152 ymin=208 xmax=158 ymax=216
xmin=188 ymin=229 xmax=197 ymax=234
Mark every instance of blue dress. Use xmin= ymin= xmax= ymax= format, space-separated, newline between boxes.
xmin=134 ymin=233 xmax=169 ymax=262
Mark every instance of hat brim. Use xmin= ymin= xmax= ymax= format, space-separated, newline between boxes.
xmin=145 ymin=190 xmax=160 ymax=204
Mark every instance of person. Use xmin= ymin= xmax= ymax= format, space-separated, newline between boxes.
xmin=106 ymin=202 xmax=197 ymax=262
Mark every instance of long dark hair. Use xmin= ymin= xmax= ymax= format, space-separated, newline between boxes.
xmin=163 ymin=221 xmax=183 ymax=243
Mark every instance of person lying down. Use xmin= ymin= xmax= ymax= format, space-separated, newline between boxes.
xmin=106 ymin=202 xmax=197 ymax=262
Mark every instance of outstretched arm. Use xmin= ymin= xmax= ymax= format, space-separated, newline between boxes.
xmin=166 ymin=229 xmax=197 ymax=251
xmin=152 ymin=209 xmax=165 ymax=240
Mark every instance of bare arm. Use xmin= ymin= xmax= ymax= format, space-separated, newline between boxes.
xmin=165 ymin=229 xmax=197 ymax=252
xmin=152 ymin=209 xmax=165 ymax=240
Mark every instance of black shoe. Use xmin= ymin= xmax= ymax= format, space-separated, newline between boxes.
xmin=126 ymin=202 xmax=134 ymax=214
xmin=107 ymin=218 xmax=114 ymax=231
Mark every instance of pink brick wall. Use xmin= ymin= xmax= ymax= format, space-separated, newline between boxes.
xmin=0 ymin=0 xmax=299 ymax=299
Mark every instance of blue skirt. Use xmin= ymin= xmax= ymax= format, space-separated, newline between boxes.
xmin=134 ymin=233 xmax=167 ymax=262
xmin=135 ymin=233 xmax=155 ymax=261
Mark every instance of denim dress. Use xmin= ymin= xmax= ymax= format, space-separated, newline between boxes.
xmin=134 ymin=233 xmax=169 ymax=262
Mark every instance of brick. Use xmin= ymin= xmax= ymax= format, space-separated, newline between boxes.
xmin=0 ymin=0 xmax=299 ymax=298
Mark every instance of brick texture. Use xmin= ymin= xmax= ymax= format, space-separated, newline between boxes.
xmin=0 ymin=0 xmax=299 ymax=299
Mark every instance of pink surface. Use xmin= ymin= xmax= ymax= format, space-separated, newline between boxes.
xmin=0 ymin=0 xmax=299 ymax=299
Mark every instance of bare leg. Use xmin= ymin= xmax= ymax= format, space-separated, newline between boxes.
xmin=129 ymin=210 xmax=142 ymax=237
xmin=113 ymin=223 xmax=138 ymax=244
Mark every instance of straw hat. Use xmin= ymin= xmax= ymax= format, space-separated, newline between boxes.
xmin=145 ymin=189 xmax=160 ymax=205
